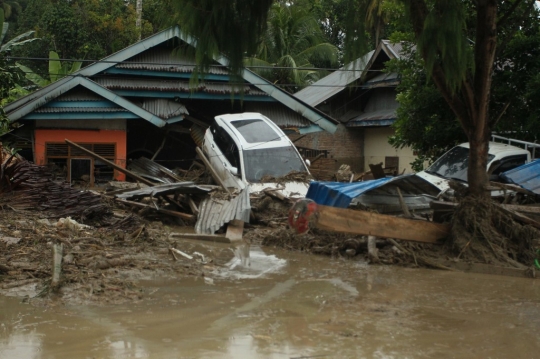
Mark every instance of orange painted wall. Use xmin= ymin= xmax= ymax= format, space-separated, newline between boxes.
xmin=34 ymin=129 xmax=127 ymax=181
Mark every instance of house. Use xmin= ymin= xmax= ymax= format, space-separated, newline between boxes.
xmin=293 ymin=40 xmax=416 ymax=177
xmin=3 ymin=26 xmax=338 ymax=186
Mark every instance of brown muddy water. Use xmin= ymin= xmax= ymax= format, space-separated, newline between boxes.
xmin=1 ymin=244 xmax=540 ymax=359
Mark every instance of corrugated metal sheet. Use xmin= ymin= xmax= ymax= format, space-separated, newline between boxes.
xmin=128 ymin=157 xmax=184 ymax=183
xmin=243 ymin=103 xmax=312 ymax=128
xmin=346 ymin=109 xmax=396 ymax=127
xmin=294 ymin=50 xmax=375 ymax=107
xmin=307 ymin=174 xmax=440 ymax=213
xmin=116 ymin=182 xmax=215 ymax=200
xmin=117 ymin=47 xmax=229 ymax=75
xmin=141 ymin=99 xmax=188 ymax=118
xmin=347 ymin=88 xmax=398 ymax=127
xmin=306 ymin=178 xmax=393 ymax=208
xmin=500 ymin=160 xmax=540 ymax=194
xmin=94 ymin=78 xmax=267 ymax=96
xmin=33 ymin=106 xmax=127 ymax=113
xmin=364 ymin=72 xmax=399 ymax=86
xmin=57 ymin=88 xmax=104 ymax=101
xmin=195 ymin=189 xmax=251 ymax=234
xmin=381 ymin=40 xmax=404 ymax=59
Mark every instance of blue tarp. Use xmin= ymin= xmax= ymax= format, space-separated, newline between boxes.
xmin=306 ymin=177 xmax=393 ymax=208
xmin=500 ymin=159 xmax=540 ymax=194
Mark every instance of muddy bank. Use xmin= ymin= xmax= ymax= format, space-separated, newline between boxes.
xmin=0 ymin=206 xmax=243 ymax=305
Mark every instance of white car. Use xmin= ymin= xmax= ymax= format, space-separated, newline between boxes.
xmin=416 ymin=141 xmax=531 ymax=195
xmin=202 ymin=112 xmax=311 ymax=197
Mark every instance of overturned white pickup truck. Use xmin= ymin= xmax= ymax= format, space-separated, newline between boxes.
xmin=201 ymin=112 xmax=311 ymax=198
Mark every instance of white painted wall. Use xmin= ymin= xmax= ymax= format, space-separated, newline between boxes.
xmin=364 ymin=127 xmax=416 ymax=174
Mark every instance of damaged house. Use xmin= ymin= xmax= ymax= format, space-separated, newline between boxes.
xmin=3 ymin=26 xmax=338 ymax=186
xmin=293 ymin=40 xmax=416 ymax=177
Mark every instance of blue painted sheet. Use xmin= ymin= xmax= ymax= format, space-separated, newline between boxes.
xmin=500 ymin=159 xmax=540 ymax=194
xmin=306 ymin=177 xmax=393 ymax=208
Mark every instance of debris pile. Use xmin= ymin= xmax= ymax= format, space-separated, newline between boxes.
xmin=0 ymin=149 xmax=110 ymax=223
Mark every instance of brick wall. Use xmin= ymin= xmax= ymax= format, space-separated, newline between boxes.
xmin=290 ymin=124 xmax=365 ymax=173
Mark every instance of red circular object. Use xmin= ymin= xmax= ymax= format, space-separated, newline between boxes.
xmin=288 ymin=199 xmax=319 ymax=234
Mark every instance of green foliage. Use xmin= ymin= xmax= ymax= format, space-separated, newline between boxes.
xmin=16 ymin=50 xmax=82 ymax=88
xmin=406 ymin=0 xmax=473 ymax=94
xmin=386 ymin=42 xmax=466 ymax=170
xmin=167 ymin=0 xmax=274 ymax=78
xmin=246 ymin=2 xmax=339 ymax=89
xmin=0 ymin=8 xmax=38 ymax=53
xmin=387 ymin=3 xmax=540 ymax=170
xmin=0 ymin=51 xmax=21 ymax=134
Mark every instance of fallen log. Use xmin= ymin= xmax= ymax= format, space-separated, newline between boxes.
xmin=289 ymin=199 xmax=450 ymax=243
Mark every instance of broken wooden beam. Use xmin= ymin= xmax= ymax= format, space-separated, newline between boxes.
xmin=195 ymin=147 xmax=232 ymax=194
xmin=115 ymin=198 xmax=194 ymax=221
xmin=65 ymin=139 xmax=155 ymax=186
xmin=289 ymin=199 xmax=450 ymax=243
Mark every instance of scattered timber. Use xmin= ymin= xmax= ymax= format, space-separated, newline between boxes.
xmin=115 ymin=198 xmax=194 ymax=221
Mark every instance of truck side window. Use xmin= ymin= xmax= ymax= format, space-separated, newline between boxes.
xmin=211 ymin=121 xmax=241 ymax=172
xmin=490 ymin=155 xmax=528 ymax=175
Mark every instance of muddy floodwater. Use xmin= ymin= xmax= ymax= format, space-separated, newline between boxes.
xmin=1 ymin=244 xmax=540 ymax=359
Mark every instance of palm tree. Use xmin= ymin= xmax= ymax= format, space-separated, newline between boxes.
xmin=245 ymin=2 xmax=339 ymax=90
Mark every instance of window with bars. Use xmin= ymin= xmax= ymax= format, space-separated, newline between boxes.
xmin=45 ymin=142 xmax=117 ymax=186
xmin=46 ymin=143 xmax=116 ymax=158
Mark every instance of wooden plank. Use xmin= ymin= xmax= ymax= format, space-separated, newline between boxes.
xmin=195 ymin=147 xmax=231 ymax=194
xmin=316 ymin=204 xmax=450 ymax=243
xmin=226 ymin=219 xmax=244 ymax=241
xmin=170 ymin=232 xmax=231 ymax=243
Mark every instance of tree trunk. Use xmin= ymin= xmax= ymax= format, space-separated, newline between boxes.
xmin=466 ymin=124 xmax=491 ymax=198
xmin=408 ymin=0 xmax=498 ymax=199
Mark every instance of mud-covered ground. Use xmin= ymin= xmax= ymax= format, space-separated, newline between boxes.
xmin=2 ymin=179 xmax=540 ymax=306
xmin=0 ymin=204 xmax=243 ymax=305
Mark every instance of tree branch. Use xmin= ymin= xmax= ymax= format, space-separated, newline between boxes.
xmin=498 ymin=0 xmax=526 ymax=27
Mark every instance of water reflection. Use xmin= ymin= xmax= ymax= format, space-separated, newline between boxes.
xmin=1 ymin=246 xmax=540 ymax=359
xmin=223 ymin=243 xmax=287 ymax=279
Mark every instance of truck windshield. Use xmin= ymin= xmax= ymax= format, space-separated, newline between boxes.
xmin=243 ymin=146 xmax=306 ymax=182
xmin=426 ymin=146 xmax=495 ymax=182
